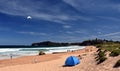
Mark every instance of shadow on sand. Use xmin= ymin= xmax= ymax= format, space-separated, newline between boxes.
xmin=62 ymin=65 xmax=75 ymax=67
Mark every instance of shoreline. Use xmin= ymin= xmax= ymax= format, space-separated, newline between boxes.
xmin=0 ymin=45 xmax=85 ymax=60
xmin=0 ymin=46 xmax=96 ymax=68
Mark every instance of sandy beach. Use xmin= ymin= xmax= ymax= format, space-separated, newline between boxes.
xmin=0 ymin=46 xmax=120 ymax=71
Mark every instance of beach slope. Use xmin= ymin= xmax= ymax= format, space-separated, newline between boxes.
xmin=0 ymin=46 xmax=120 ymax=71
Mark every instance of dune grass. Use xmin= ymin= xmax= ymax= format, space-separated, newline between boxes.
xmin=95 ymin=42 xmax=120 ymax=64
xmin=96 ymin=42 xmax=120 ymax=57
xmin=96 ymin=49 xmax=107 ymax=64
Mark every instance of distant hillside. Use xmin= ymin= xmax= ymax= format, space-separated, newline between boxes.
xmin=31 ymin=38 xmax=120 ymax=47
xmin=0 ymin=38 xmax=119 ymax=48
xmin=80 ymin=38 xmax=120 ymax=46
xmin=31 ymin=41 xmax=81 ymax=47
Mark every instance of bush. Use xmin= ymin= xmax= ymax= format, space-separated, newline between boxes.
xmin=96 ymin=50 xmax=107 ymax=64
xmin=96 ymin=45 xmax=101 ymax=48
xmin=109 ymin=49 xmax=120 ymax=57
xmin=98 ymin=56 xmax=107 ymax=64
xmin=97 ymin=48 xmax=101 ymax=52
xmin=98 ymin=50 xmax=106 ymax=57
xmin=114 ymin=60 xmax=120 ymax=68
xmin=39 ymin=51 xmax=45 ymax=55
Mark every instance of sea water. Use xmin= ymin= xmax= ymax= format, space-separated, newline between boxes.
xmin=0 ymin=46 xmax=85 ymax=60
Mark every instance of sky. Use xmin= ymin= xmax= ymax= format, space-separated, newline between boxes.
xmin=0 ymin=0 xmax=120 ymax=45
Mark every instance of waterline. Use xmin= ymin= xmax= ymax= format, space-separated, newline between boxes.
xmin=0 ymin=46 xmax=85 ymax=60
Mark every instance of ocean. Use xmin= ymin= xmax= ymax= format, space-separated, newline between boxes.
xmin=0 ymin=46 xmax=85 ymax=60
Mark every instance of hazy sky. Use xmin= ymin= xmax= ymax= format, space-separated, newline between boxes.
xmin=0 ymin=0 xmax=120 ymax=45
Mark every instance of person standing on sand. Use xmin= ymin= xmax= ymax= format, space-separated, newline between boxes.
xmin=34 ymin=58 xmax=38 ymax=63
xmin=10 ymin=54 xmax=13 ymax=59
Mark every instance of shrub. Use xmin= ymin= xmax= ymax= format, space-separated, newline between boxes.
xmin=96 ymin=50 xmax=107 ymax=64
xmin=114 ymin=60 xmax=120 ymax=68
xmin=96 ymin=45 xmax=101 ymax=48
xmin=39 ymin=51 xmax=45 ymax=55
xmin=97 ymin=48 xmax=101 ymax=52
xmin=98 ymin=56 xmax=107 ymax=64
xmin=109 ymin=49 xmax=120 ymax=57
xmin=98 ymin=50 xmax=106 ymax=57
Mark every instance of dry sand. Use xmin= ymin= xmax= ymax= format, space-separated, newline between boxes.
xmin=0 ymin=46 xmax=120 ymax=71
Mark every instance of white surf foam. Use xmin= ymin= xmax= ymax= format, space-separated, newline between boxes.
xmin=0 ymin=48 xmax=20 ymax=52
xmin=0 ymin=46 xmax=85 ymax=60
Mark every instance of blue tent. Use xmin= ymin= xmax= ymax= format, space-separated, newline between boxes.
xmin=65 ymin=56 xmax=80 ymax=66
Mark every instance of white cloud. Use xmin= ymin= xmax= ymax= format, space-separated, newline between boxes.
xmin=66 ymin=31 xmax=73 ymax=34
xmin=89 ymin=32 xmax=120 ymax=39
xmin=73 ymin=30 xmax=89 ymax=35
xmin=63 ymin=25 xmax=71 ymax=28
xmin=75 ymin=30 xmax=86 ymax=34
xmin=0 ymin=0 xmax=93 ymax=24
xmin=103 ymin=32 xmax=120 ymax=37
xmin=98 ymin=32 xmax=102 ymax=34
xmin=63 ymin=0 xmax=120 ymax=14
xmin=18 ymin=31 xmax=47 ymax=36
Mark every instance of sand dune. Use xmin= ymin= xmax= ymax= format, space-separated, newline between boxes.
xmin=0 ymin=46 xmax=120 ymax=71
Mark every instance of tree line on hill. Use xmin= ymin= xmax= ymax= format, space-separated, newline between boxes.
xmin=31 ymin=41 xmax=81 ymax=47
xmin=31 ymin=38 xmax=120 ymax=47
xmin=0 ymin=38 xmax=119 ymax=48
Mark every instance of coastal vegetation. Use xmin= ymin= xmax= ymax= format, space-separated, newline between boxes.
xmin=110 ymin=49 xmax=120 ymax=57
xmin=31 ymin=41 xmax=81 ymax=47
xmin=1 ymin=38 xmax=120 ymax=48
xmin=95 ymin=42 xmax=120 ymax=57
xmin=96 ymin=49 xmax=107 ymax=64
xmin=114 ymin=60 xmax=120 ymax=68
xmin=91 ymin=38 xmax=120 ymax=66
xmin=31 ymin=38 xmax=107 ymax=47
xmin=31 ymin=38 xmax=120 ymax=47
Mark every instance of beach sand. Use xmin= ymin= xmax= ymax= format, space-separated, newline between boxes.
xmin=0 ymin=46 xmax=120 ymax=71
